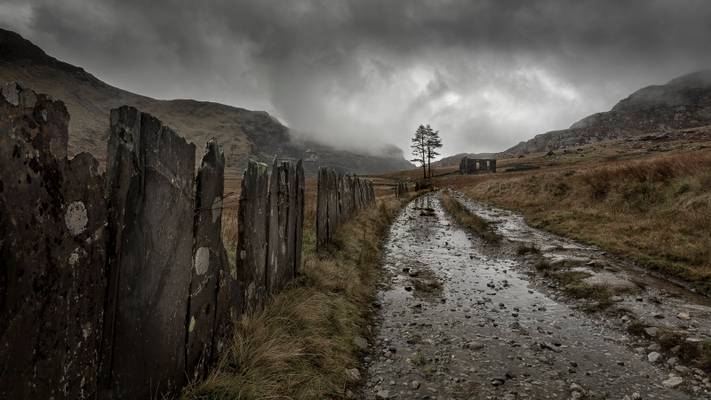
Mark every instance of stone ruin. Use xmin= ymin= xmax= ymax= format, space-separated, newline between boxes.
xmin=459 ymin=157 xmax=497 ymax=174
xmin=0 ymin=83 xmax=313 ymax=400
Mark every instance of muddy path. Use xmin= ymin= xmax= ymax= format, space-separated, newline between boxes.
xmin=363 ymin=192 xmax=711 ymax=400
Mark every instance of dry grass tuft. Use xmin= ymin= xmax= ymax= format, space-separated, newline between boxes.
xmin=440 ymin=191 xmax=502 ymax=243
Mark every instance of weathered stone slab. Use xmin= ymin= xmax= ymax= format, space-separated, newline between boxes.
xmin=267 ymin=160 xmax=293 ymax=294
xmin=101 ymin=106 xmax=196 ymax=399
xmin=186 ymin=140 xmax=225 ymax=379
xmin=316 ymin=167 xmax=330 ymax=250
xmin=336 ymin=172 xmax=345 ymax=223
xmin=294 ymin=160 xmax=305 ymax=276
xmin=236 ymin=160 xmax=269 ymax=312
xmin=214 ymin=242 xmax=239 ymax=357
xmin=285 ymin=161 xmax=298 ymax=284
xmin=0 ymin=83 xmax=106 ymax=400
xmin=343 ymin=174 xmax=353 ymax=217
xmin=327 ymin=170 xmax=339 ymax=231
xmin=395 ymin=181 xmax=409 ymax=198
xmin=316 ymin=168 xmax=377 ymax=250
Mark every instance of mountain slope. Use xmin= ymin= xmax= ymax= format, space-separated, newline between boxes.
xmin=503 ymin=70 xmax=711 ymax=156
xmin=0 ymin=28 xmax=411 ymax=175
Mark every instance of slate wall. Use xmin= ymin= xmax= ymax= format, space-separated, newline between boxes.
xmin=101 ymin=105 xmax=197 ymax=399
xmin=0 ymin=83 xmax=309 ymax=399
xmin=395 ymin=181 xmax=410 ymax=198
xmin=315 ymin=167 xmax=376 ymax=250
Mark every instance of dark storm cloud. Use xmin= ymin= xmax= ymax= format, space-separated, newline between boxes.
xmin=2 ymin=0 xmax=711 ymax=156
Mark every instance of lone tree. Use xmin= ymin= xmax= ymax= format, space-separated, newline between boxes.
xmin=425 ymin=125 xmax=442 ymax=178
xmin=411 ymin=125 xmax=428 ymax=179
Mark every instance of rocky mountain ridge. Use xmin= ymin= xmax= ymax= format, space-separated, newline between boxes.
xmin=0 ymin=28 xmax=412 ymax=175
xmin=502 ymin=70 xmax=711 ymax=156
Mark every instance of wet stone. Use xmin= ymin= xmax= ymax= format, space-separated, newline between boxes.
xmin=236 ymin=160 xmax=269 ymax=312
xmin=186 ymin=140 xmax=226 ymax=379
xmin=0 ymin=84 xmax=107 ymax=400
xmin=101 ymin=106 xmax=196 ymax=399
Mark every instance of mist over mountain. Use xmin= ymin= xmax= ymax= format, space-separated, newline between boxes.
xmin=4 ymin=0 xmax=711 ymax=158
xmin=0 ymin=28 xmax=412 ymax=175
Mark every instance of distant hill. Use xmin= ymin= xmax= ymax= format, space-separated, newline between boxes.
xmin=502 ymin=70 xmax=711 ymax=156
xmin=0 ymin=28 xmax=412 ymax=175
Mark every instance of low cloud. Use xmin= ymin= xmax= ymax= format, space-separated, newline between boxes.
xmin=4 ymin=0 xmax=711 ymax=157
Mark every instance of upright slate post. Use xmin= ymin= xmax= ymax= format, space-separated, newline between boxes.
xmin=353 ymin=177 xmax=361 ymax=210
xmin=186 ymin=140 xmax=225 ymax=380
xmin=214 ymin=242 xmax=238 ymax=357
xmin=236 ymin=160 xmax=269 ymax=312
xmin=337 ymin=173 xmax=345 ymax=223
xmin=327 ymin=170 xmax=339 ymax=235
xmin=316 ymin=167 xmax=330 ymax=251
xmin=285 ymin=161 xmax=298 ymax=283
xmin=266 ymin=160 xmax=290 ymax=294
xmin=0 ymin=83 xmax=107 ymax=400
xmin=490 ymin=159 xmax=497 ymax=173
xmin=293 ymin=160 xmax=305 ymax=276
xmin=101 ymin=106 xmax=196 ymax=399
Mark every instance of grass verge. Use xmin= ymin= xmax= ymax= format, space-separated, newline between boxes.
xmin=183 ymin=197 xmax=405 ymax=400
xmin=440 ymin=191 xmax=502 ymax=244
xmin=534 ymin=260 xmax=638 ymax=311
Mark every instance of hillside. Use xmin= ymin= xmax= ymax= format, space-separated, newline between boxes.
xmin=503 ymin=70 xmax=711 ymax=156
xmin=0 ymin=28 xmax=411 ymax=175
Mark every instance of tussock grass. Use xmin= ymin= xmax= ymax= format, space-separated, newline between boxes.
xmin=450 ymin=150 xmax=711 ymax=294
xmin=516 ymin=244 xmax=541 ymax=256
xmin=183 ymin=197 xmax=404 ymax=399
xmin=440 ymin=192 xmax=502 ymax=244
xmin=627 ymin=323 xmax=711 ymax=372
xmin=532 ymin=261 xmax=636 ymax=311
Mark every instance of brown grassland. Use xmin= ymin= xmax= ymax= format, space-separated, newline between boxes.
xmin=436 ymin=144 xmax=711 ymax=295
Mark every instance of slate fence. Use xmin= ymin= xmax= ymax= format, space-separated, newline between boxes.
xmin=315 ymin=167 xmax=376 ymax=250
xmin=0 ymin=84 xmax=306 ymax=400
xmin=394 ymin=181 xmax=410 ymax=198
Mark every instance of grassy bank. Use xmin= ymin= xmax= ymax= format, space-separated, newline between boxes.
xmin=440 ymin=191 xmax=501 ymax=243
xmin=184 ymin=196 xmax=404 ymax=399
xmin=446 ymin=150 xmax=711 ymax=294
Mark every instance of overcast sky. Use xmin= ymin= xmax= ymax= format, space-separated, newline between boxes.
xmin=2 ymin=0 xmax=711 ymax=157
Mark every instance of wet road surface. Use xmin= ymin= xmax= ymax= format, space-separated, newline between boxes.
xmin=363 ymin=192 xmax=709 ymax=400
